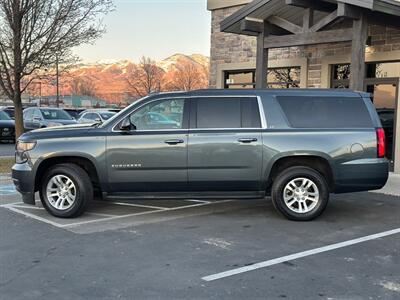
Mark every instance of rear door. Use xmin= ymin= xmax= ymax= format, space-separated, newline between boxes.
xmin=188 ymin=96 xmax=263 ymax=192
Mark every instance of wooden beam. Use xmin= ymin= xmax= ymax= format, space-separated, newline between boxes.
xmin=256 ymin=22 xmax=269 ymax=89
xmin=285 ymin=0 xmax=336 ymax=12
xmin=267 ymin=15 xmax=303 ymax=34
xmin=337 ymin=3 xmax=361 ymax=19
xmin=350 ymin=13 xmax=368 ymax=91
xmin=240 ymin=18 xmax=290 ymax=36
xmin=263 ymin=28 xmax=353 ymax=48
xmin=309 ymin=10 xmax=338 ymax=32
xmin=303 ymin=8 xmax=314 ymax=31
xmin=240 ymin=19 xmax=263 ymax=34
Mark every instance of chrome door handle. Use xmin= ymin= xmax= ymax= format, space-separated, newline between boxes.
xmin=164 ymin=139 xmax=184 ymax=145
xmin=238 ymin=138 xmax=258 ymax=143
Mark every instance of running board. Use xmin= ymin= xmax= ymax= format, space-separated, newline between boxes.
xmin=103 ymin=191 xmax=265 ymax=201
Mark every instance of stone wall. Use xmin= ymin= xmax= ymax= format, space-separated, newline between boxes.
xmin=209 ymin=5 xmax=257 ymax=88
xmin=209 ymin=6 xmax=400 ymax=88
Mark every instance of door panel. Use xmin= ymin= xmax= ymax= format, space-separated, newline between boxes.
xmin=187 ymin=96 xmax=263 ymax=192
xmin=188 ymin=130 xmax=262 ymax=191
xmin=106 ymin=97 xmax=189 ymax=193
xmin=106 ymin=132 xmax=188 ymax=192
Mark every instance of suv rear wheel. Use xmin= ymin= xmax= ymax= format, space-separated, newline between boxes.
xmin=39 ymin=164 xmax=93 ymax=218
xmin=271 ymin=166 xmax=329 ymax=221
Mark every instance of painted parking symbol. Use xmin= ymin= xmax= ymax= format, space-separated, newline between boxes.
xmin=0 ymin=184 xmax=17 ymax=195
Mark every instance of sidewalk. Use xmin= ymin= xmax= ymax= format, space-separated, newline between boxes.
xmin=373 ymin=172 xmax=400 ymax=197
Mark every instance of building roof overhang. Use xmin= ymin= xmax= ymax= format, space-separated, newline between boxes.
xmin=221 ymin=0 xmax=400 ymax=36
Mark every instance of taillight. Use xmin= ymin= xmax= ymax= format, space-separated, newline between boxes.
xmin=376 ymin=128 xmax=385 ymax=158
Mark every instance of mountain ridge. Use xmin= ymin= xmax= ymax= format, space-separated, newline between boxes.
xmin=34 ymin=54 xmax=210 ymax=104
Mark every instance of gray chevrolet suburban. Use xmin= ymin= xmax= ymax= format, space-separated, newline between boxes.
xmin=12 ymin=89 xmax=389 ymax=221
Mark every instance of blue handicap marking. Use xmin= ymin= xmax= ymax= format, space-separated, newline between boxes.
xmin=0 ymin=184 xmax=17 ymax=195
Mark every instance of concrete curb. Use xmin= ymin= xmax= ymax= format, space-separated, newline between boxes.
xmin=371 ymin=173 xmax=400 ymax=197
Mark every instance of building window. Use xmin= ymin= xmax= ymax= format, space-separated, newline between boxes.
xmin=331 ymin=61 xmax=400 ymax=88
xmin=268 ymin=67 xmax=301 ymax=88
xmin=224 ymin=67 xmax=301 ymax=89
xmin=224 ymin=70 xmax=256 ymax=89
xmin=367 ymin=62 xmax=400 ymax=78
xmin=331 ymin=64 xmax=350 ymax=88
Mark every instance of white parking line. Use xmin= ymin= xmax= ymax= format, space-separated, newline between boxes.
xmin=65 ymin=200 xmax=233 ymax=228
xmin=86 ymin=212 xmax=116 ymax=217
xmin=3 ymin=204 xmax=75 ymax=227
xmin=186 ymin=200 xmax=211 ymax=204
xmin=202 ymin=227 xmax=400 ymax=282
xmin=1 ymin=198 xmax=232 ymax=228
xmin=11 ymin=204 xmax=44 ymax=210
xmin=110 ymin=202 xmax=169 ymax=210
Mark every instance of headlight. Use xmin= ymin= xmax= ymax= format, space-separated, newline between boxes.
xmin=15 ymin=141 xmax=36 ymax=164
xmin=16 ymin=141 xmax=37 ymax=152
xmin=47 ymin=122 xmax=63 ymax=127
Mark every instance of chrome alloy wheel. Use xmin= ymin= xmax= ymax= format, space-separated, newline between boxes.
xmin=283 ymin=177 xmax=319 ymax=214
xmin=46 ymin=175 xmax=76 ymax=210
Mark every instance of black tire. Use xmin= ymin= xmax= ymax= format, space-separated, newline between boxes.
xmin=39 ymin=163 xmax=93 ymax=218
xmin=271 ymin=166 xmax=329 ymax=221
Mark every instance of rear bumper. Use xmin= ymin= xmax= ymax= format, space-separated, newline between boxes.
xmin=12 ymin=162 xmax=36 ymax=205
xmin=334 ymin=158 xmax=389 ymax=193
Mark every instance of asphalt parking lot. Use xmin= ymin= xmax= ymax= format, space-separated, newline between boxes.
xmin=1 ymin=174 xmax=400 ymax=299
xmin=0 ymin=141 xmax=15 ymax=157
xmin=0 ymin=142 xmax=14 ymax=157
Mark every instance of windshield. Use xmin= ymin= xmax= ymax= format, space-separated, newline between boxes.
xmin=100 ymin=112 xmax=116 ymax=120
xmin=41 ymin=109 xmax=73 ymax=120
xmin=0 ymin=111 xmax=11 ymax=120
xmin=101 ymin=96 xmax=150 ymax=128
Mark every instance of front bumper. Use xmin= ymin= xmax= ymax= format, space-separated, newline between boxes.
xmin=12 ymin=162 xmax=36 ymax=205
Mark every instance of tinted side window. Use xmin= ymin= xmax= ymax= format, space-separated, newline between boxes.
xmin=195 ymin=97 xmax=260 ymax=129
xmin=84 ymin=113 xmax=98 ymax=120
xmin=196 ymin=98 xmax=240 ymax=128
xmin=129 ymin=99 xmax=185 ymax=130
xmin=277 ymin=96 xmax=373 ymax=128
xmin=33 ymin=110 xmax=42 ymax=119
xmin=241 ymin=98 xmax=261 ymax=128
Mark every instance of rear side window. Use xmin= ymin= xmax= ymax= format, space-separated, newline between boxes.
xmin=84 ymin=113 xmax=98 ymax=120
xmin=195 ymin=97 xmax=260 ymax=129
xmin=277 ymin=96 xmax=373 ymax=128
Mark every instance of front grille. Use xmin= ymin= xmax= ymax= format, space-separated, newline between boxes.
xmin=0 ymin=127 xmax=15 ymax=137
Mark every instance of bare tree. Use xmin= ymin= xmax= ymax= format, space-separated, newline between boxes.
xmin=0 ymin=0 xmax=113 ymax=138
xmin=125 ymin=56 xmax=164 ymax=98
xmin=165 ymin=59 xmax=208 ymax=91
xmin=70 ymin=76 xmax=96 ymax=96
xmin=267 ymin=68 xmax=300 ymax=88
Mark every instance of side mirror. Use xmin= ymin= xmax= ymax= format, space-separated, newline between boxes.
xmin=33 ymin=116 xmax=42 ymax=122
xmin=94 ymin=117 xmax=102 ymax=123
xmin=119 ymin=118 xmax=136 ymax=131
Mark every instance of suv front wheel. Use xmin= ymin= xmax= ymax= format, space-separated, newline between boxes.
xmin=271 ymin=166 xmax=329 ymax=221
xmin=40 ymin=164 xmax=93 ymax=218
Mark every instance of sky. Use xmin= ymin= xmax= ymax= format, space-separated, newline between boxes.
xmin=74 ymin=0 xmax=211 ymax=63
